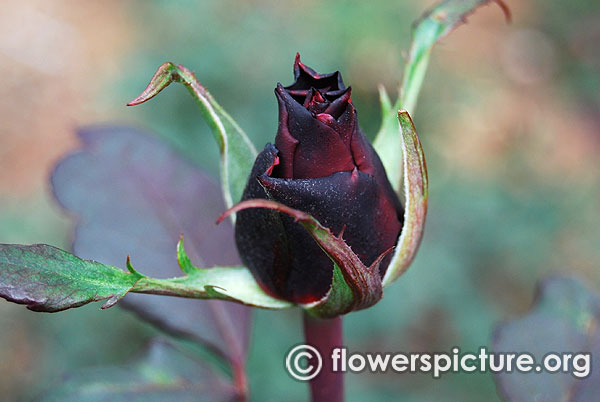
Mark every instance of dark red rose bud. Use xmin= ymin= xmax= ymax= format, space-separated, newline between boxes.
xmin=234 ymin=55 xmax=403 ymax=304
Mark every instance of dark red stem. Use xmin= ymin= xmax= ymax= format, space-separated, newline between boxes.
xmin=232 ymin=360 xmax=248 ymax=402
xmin=303 ymin=313 xmax=344 ymax=402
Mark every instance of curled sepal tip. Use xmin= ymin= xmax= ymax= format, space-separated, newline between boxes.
xmin=126 ymin=62 xmax=181 ymax=106
xmin=219 ymin=200 xmax=391 ymax=317
xmin=402 ymin=0 xmax=511 ymax=115
xmin=374 ymin=0 xmax=510 ymax=195
xmin=127 ymin=62 xmax=257 ymax=216
xmin=382 ymin=111 xmax=428 ymax=287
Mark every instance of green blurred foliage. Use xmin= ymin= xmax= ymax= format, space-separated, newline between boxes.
xmin=1 ymin=0 xmax=600 ymax=401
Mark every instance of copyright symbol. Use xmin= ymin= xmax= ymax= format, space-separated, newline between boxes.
xmin=285 ymin=344 xmax=322 ymax=381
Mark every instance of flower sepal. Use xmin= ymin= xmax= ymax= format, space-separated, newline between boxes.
xmin=219 ymin=199 xmax=391 ymax=318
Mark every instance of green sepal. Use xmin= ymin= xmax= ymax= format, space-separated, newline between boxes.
xmin=382 ymin=111 xmax=428 ymax=286
xmin=374 ymin=0 xmax=509 ymax=194
xmin=303 ymin=264 xmax=356 ymax=319
xmin=127 ymin=62 xmax=257 ymax=220
xmin=219 ymin=200 xmax=393 ymax=317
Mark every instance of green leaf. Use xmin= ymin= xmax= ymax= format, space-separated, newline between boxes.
xmin=0 ymin=242 xmax=291 ymax=312
xmin=374 ymin=0 xmax=510 ymax=194
xmin=373 ymin=85 xmax=403 ymax=193
xmin=127 ymin=62 xmax=257 ymax=217
xmin=219 ymin=199 xmax=393 ymax=317
xmin=42 ymin=339 xmax=236 ymax=402
xmin=400 ymin=0 xmax=510 ymax=115
xmin=0 ymin=244 xmax=141 ymax=312
xmin=51 ymin=126 xmax=250 ymax=362
xmin=382 ymin=111 xmax=428 ymax=287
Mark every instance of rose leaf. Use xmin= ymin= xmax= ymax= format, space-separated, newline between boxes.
xmin=492 ymin=276 xmax=600 ymax=401
xmin=50 ymin=126 xmax=250 ymax=368
xmin=0 ymin=242 xmax=289 ymax=312
xmin=0 ymin=244 xmax=141 ymax=312
xmin=40 ymin=339 xmax=237 ymax=402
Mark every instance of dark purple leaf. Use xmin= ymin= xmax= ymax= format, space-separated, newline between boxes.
xmin=51 ymin=126 xmax=249 ymax=367
xmin=492 ymin=276 xmax=600 ymax=401
xmin=42 ymin=339 xmax=237 ymax=402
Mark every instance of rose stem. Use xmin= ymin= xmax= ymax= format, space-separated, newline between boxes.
xmin=232 ymin=360 xmax=248 ymax=402
xmin=303 ymin=312 xmax=344 ymax=402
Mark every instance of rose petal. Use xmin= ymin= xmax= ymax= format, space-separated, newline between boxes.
xmin=286 ymin=53 xmax=345 ymax=96
xmin=261 ymin=169 xmax=401 ymax=278
xmin=274 ymin=84 xmax=355 ymax=179
xmin=235 ymin=143 xmax=401 ymax=302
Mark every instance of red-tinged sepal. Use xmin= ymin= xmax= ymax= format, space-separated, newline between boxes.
xmin=127 ymin=62 xmax=256 ymax=216
xmin=382 ymin=111 xmax=428 ymax=286
xmin=219 ymin=200 xmax=391 ymax=317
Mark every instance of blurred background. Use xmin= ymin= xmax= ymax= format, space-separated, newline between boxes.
xmin=1 ymin=0 xmax=599 ymax=400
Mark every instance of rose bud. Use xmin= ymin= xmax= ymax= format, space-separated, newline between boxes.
xmin=234 ymin=54 xmax=403 ymax=304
